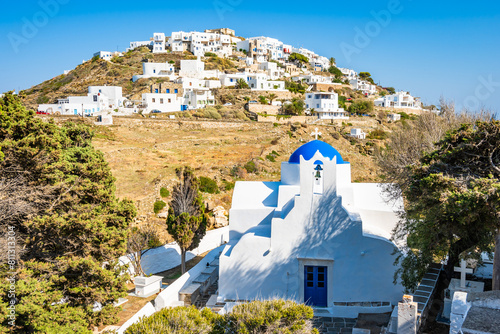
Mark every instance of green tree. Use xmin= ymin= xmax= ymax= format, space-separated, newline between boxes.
xmin=258 ymin=95 xmax=269 ymax=105
xmin=288 ymin=53 xmax=309 ymax=67
xmin=386 ymin=87 xmax=396 ymax=94
xmin=0 ymin=93 xmax=135 ymax=332
xmin=328 ymin=65 xmax=343 ymax=79
xmin=392 ymin=121 xmax=500 ymax=291
xmin=235 ymin=78 xmax=249 ymax=89
xmin=268 ymin=93 xmax=278 ymax=104
xmin=283 ymin=98 xmax=305 ymax=116
xmin=359 ymin=72 xmax=371 ymax=80
xmin=348 ymin=100 xmax=374 ymax=115
xmin=166 ymin=168 xmax=207 ymax=273
xmin=329 ymin=57 xmax=336 ymax=67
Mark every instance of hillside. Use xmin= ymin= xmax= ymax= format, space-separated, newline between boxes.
xmin=41 ymin=115 xmax=394 ymax=240
xmin=20 ymin=47 xmax=245 ymax=110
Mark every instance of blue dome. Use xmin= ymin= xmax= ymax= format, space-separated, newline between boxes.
xmin=289 ymin=140 xmax=348 ymax=164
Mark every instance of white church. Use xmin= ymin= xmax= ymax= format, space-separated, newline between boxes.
xmin=219 ymin=139 xmax=405 ymax=317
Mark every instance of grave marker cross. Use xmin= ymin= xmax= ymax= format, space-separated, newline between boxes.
xmin=454 ymin=260 xmax=473 ymax=288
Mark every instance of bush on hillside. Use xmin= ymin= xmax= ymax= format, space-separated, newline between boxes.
xmin=348 ymin=100 xmax=374 ymax=115
xmin=125 ymin=300 xmax=317 ymax=334
xmin=160 ymin=187 xmax=170 ymax=198
xmin=199 ymin=176 xmax=219 ymax=194
xmin=153 ymin=200 xmax=167 ymax=214
xmin=367 ymin=129 xmax=388 ymax=140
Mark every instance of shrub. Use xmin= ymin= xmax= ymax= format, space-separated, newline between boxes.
xmin=160 ymin=187 xmax=170 ymax=198
xmin=148 ymin=235 xmax=163 ymax=248
xmin=266 ymin=154 xmax=276 ymax=162
xmin=244 ymin=161 xmax=257 ymax=174
xmin=204 ymin=52 xmax=217 ymax=57
xmin=199 ymin=176 xmax=219 ymax=194
xmin=367 ymin=129 xmax=388 ymax=140
xmin=338 ymin=96 xmax=347 ymax=109
xmin=125 ymin=301 xmax=316 ymax=334
xmin=153 ymin=200 xmax=166 ymax=214
xmin=222 ymin=180 xmax=235 ymax=191
xmin=227 ymin=300 xmax=316 ymax=334
xmin=125 ymin=306 xmax=213 ymax=334
xmin=36 ymin=96 xmax=49 ymax=104
xmin=348 ymin=100 xmax=374 ymax=115
xmin=111 ymin=56 xmax=124 ymax=64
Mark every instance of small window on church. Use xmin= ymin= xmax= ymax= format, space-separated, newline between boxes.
xmin=318 ymin=267 xmax=325 ymax=273
xmin=307 ymin=273 xmax=313 ymax=281
xmin=318 ymin=282 xmax=325 ymax=288
xmin=318 ymin=274 xmax=324 ymax=281
xmin=307 ymin=282 xmax=313 ymax=287
xmin=307 ymin=267 xmax=313 ymax=273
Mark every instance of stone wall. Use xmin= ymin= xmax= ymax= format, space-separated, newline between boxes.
xmin=313 ymin=83 xmax=351 ymax=93
xmin=257 ymin=114 xmax=309 ymax=124
xmin=248 ymin=104 xmax=281 ymax=115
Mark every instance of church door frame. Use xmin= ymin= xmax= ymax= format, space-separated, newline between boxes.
xmin=298 ymin=258 xmax=334 ymax=308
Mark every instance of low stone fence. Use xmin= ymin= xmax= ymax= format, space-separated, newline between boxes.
xmin=248 ymin=104 xmax=281 ymax=115
xmin=257 ymin=114 xmax=309 ymax=124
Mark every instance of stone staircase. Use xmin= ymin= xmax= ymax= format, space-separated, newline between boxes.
xmin=178 ymin=253 xmax=220 ymax=306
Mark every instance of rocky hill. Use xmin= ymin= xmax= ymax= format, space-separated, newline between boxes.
xmin=20 ymin=47 xmax=245 ymax=110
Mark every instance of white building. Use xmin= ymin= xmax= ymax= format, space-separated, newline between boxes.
xmin=295 ymin=74 xmax=332 ymax=85
xmin=38 ymin=86 xmax=124 ymax=116
xmin=246 ymin=73 xmax=285 ymax=91
xmin=339 ymin=68 xmax=357 ymax=81
xmin=387 ymin=113 xmax=401 ymax=121
xmin=179 ymin=58 xmax=205 ymax=78
xmin=220 ymin=73 xmax=248 ymax=87
xmin=128 ymin=41 xmax=152 ymax=51
xmin=374 ymin=91 xmax=422 ymax=109
xmin=142 ymin=93 xmax=182 ymax=113
xmin=237 ymin=37 xmax=291 ymax=63
xmin=350 ymin=79 xmax=377 ymax=95
xmin=168 ymin=30 xmax=235 ymax=57
xmin=176 ymin=77 xmax=216 ymax=109
xmin=93 ymin=51 xmax=122 ymax=61
xmin=257 ymin=62 xmax=283 ymax=80
xmin=219 ymin=140 xmax=405 ymax=317
xmin=152 ymin=33 xmax=166 ymax=53
xmin=350 ymin=128 xmax=366 ymax=139
xmin=132 ymin=62 xmax=176 ymax=82
xmin=305 ymin=92 xmax=349 ymax=120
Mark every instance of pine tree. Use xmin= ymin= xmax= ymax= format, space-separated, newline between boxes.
xmin=166 ymin=168 xmax=207 ymax=274
xmin=0 ymin=93 xmax=136 ymax=332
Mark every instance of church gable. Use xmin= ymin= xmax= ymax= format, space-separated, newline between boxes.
xmin=219 ymin=140 xmax=405 ymax=318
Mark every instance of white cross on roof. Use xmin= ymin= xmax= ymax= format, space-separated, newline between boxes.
xmin=311 ymin=128 xmax=322 ymax=140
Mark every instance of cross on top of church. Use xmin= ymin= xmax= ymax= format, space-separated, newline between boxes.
xmin=454 ymin=259 xmax=473 ymax=288
xmin=311 ymin=128 xmax=322 ymax=140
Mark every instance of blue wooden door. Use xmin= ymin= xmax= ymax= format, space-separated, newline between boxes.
xmin=304 ymin=266 xmax=327 ymax=307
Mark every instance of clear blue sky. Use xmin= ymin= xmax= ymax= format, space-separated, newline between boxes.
xmin=1 ymin=0 xmax=499 ymax=114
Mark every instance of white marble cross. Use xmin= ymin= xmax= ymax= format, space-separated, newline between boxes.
xmin=454 ymin=260 xmax=473 ymax=288
xmin=311 ymin=128 xmax=322 ymax=140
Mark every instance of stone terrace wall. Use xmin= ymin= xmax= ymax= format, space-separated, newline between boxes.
xmin=249 ymin=104 xmax=281 ymax=115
